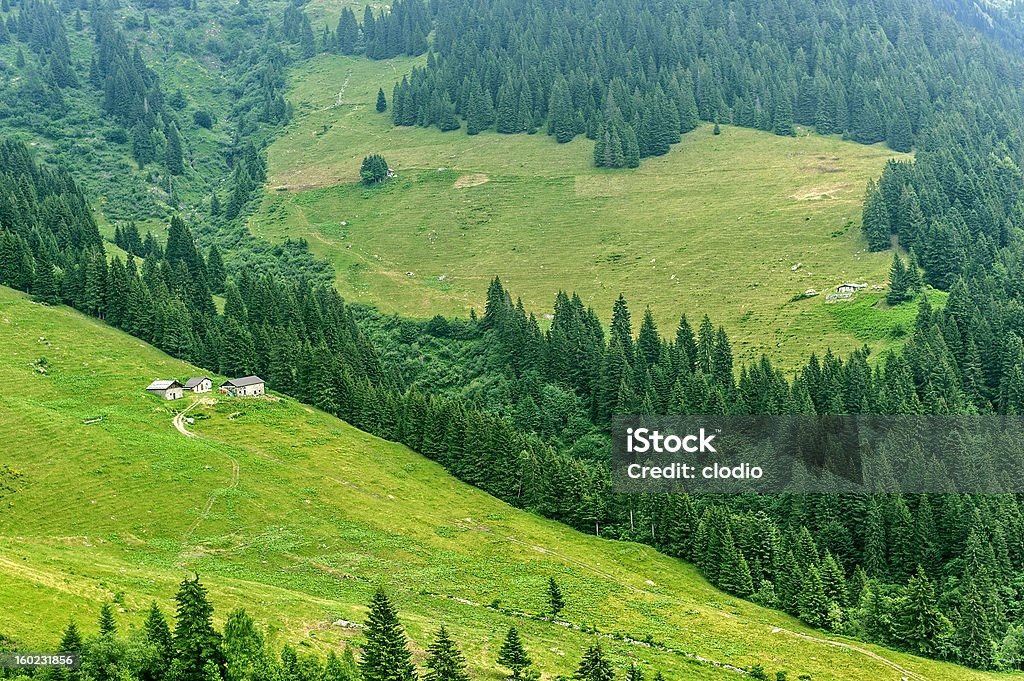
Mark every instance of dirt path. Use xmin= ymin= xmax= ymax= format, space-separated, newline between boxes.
xmin=172 ymin=400 xmax=203 ymax=437
xmin=770 ymin=627 xmax=926 ymax=681
xmin=172 ymin=399 xmax=241 ymax=544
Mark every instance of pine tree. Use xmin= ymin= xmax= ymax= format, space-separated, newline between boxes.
xmin=956 ymin=580 xmax=995 ymax=669
xmin=424 ymin=627 xmax=470 ymax=681
xmin=573 ymin=643 xmax=613 ymax=681
xmin=207 ymin=245 xmax=226 ymax=294
xmin=773 ymin=92 xmax=796 ymax=136
xmin=895 ymin=567 xmax=952 ymax=656
xmin=886 ymin=101 xmax=913 ymax=153
xmin=862 ymin=180 xmax=891 ymax=251
xmin=547 ymin=577 xmax=566 ymax=618
xmin=144 ymin=601 xmax=174 ymax=673
xmin=169 ymin=575 xmax=224 ymax=681
xmin=887 ymin=252 xmax=910 ymax=305
xmin=497 ymin=626 xmax=532 ymax=680
xmin=165 ymin=123 xmax=185 ymax=176
xmin=132 ymin=120 xmax=155 ymax=169
xmin=360 ymin=154 xmax=390 ymax=184
xmin=59 ymin=620 xmax=83 ymax=653
xmin=359 ymin=589 xmax=416 ymax=681
xmin=798 ymin=565 xmax=829 ymax=628
xmin=32 ymin=249 xmax=58 ymax=304
xmin=98 ymin=602 xmax=117 ymax=636
xmin=466 ymin=86 xmax=494 ymax=135
xmin=377 ymin=88 xmax=387 ymax=113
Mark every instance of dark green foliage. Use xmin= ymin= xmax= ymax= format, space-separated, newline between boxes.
xmin=193 ymin=110 xmax=213 ymax=129
xmin=573 ymin=643 xmax=613 ymax=681
xmin=170 ymin=575 xmax=224 ymax=681
xmin=377 ymin=88 xmax=387 ymax=113
xmin=862 ymin=181 xmax=890 ymax=251
xmin=60 ymin=621 xmax=83 ymax=653
xmin=424 ymin=627 xmax=470 ymax=681
xmin=360 ymin=154 xmax=390 ymax=184
xmin=165 ymin=124 xmax=185 ymax=176
xmin=497 ymin=627 xmax=531 ymax=680
xmin=99 ymin=603 xmax=118 ymax=636
xmin=547 ymin=577 xmax=565 ymax=618
xmin=894 ymin=567 xmax=951 ymax=656
xmin=359 ymin=589 xmax=416 ymax=681
xmin=886 ymin=253 xmax=918 ymax=305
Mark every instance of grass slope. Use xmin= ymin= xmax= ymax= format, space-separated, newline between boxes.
xmin=0 ymin=285 xmax=1001 ymax=681
xmin=251 ymin=55 xmax=912 ymax=368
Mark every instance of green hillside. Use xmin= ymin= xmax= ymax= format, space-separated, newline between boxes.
xmin=250 ymin=55 xmax=911 ymax=368
xmin=0 ymin=284 xmax=996 ymax=681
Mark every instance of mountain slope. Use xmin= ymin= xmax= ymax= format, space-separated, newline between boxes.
xmin=252 ymin=55 xmax=910 ymax=367
xmin=0 ymin=285 xmax=1007 ymax=681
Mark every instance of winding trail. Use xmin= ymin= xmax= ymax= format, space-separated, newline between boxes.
xmin=172 ymin=400 xmax=202 ymax=437
xmin=164 ymin=405 xmax=926 ymax=680
xmin=770 ymin=627 xmax=926 ymax=681
xmin=171 ymin=399 xmax=241 ymax=544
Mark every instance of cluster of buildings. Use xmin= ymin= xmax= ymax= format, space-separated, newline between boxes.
xmin=145 ymin=375 xmax=265 ymax=400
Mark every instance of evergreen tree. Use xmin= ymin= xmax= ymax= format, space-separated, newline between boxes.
xmin=956 ymin=580 xmax=995 ymax=669
xmin=895 ymin=567 xmax=952 ymax=656
xmin=862 ymin=180 xmax=891 ymax=251
xmin=573 ymin=643 xmax=613 ymax=681
xmin=497 ymin=626 xmax=532 ymax=680
xmin=359 ymin=589 xmax=416 ymax=681
xmin=377 ymin=88 xmax=387 ymax=113
xmin=360 ymin=154 xmax=390 ymax=184
xmin=165 ymin=123 xmax=185 ymax=176
xmin=424 ymin=627 xmax=470 ymax=681
xmin=887 ymin=252 xmax=910 ymax=305
xmin=98 ymin=602 xmax=117 ymax=636
xmin=547 ymin=577 xmax=566 ymax=618
xmin=169 ymin=575 xmax=224 ymax=681
xmin=59 ymin=620 xmax=83 ymax=653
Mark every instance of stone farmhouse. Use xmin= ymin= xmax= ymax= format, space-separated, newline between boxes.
xmin=146 ymin=380 xmax=184 ymax=400
xmin=184 ymin=377 xmax=212 ymax=393
xmin=220 ymin=376 xmax=266 ymax=398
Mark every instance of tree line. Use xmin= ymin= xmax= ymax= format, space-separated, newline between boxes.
xmin=4 ymin=576 xmax=761 ymax=681
xmin=7 ymin=128 xmax=1024 ymax=667
xmin=367 ymin=0 xmax=1024 ymax=168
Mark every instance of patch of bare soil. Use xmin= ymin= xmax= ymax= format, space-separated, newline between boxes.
xmin=453 ymin=173 xmax=489 ymax=188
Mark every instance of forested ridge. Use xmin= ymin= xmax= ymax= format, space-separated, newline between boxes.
xmin=371 ymin=0 xmax=1024 ymax=167
xmin=0 ymin=0 xmax=333 ymax=282
xmin=5 ymin=0 xmax=1024 ymax=675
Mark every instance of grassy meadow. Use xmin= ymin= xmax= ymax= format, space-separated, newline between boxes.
xmin=0 ymin=285 xmax=994 ymax=681
xmin=251 ymin=55 xmax=913 ymax=369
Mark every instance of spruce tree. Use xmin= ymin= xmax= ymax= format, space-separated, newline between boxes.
xmin=862 ymin=180 xmax=891 ymax=251
xmin=98 ymin=602 xmax=117 ymax=636
xmin=547 ymin=577 xmax=566 ymax=618
xmin=573 ymin=643 xmax=613 ymax=681
xmin=887 ymin=252 xmax=909 ymax=305
xmin=144 ymin=601 xmax=174 ymax=673
xmin=895 ymin=567 xmax=952 ymax=656
xmin=424 ymin=626 xmax=470 ymax=681
xmin=59 ymin=620 xmax=83 ymax=653
xmin=497 ymin=626 xmax=532 ymax=680
xmin=956 ymin=580 xmax=995 ymax=669
xmin=377 ymin=88 xmax=387 ymax=113
xmin=170 ymin=575 xmax=225 ymax=681
xmin=32 ymin=249 xmax=58 ymax=304
xmin=165 ymin=123 xmax=185 ymax=175
xmin=359 ymin=589 xmax=416 ymax=681
xmin=360 ymin=154 xmax=390 ymax=184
